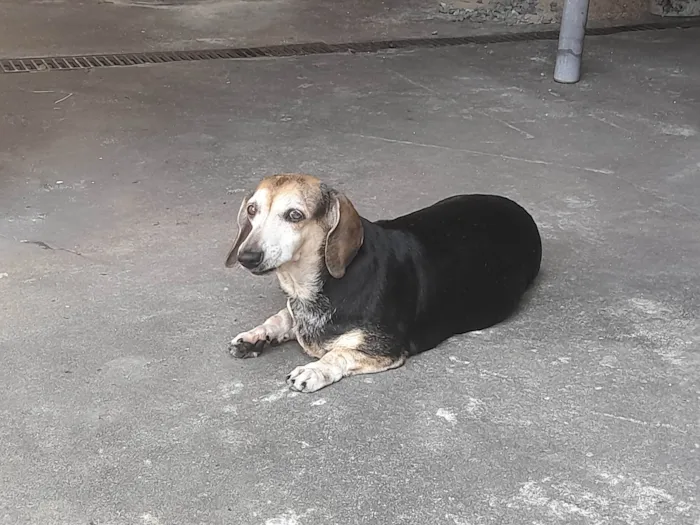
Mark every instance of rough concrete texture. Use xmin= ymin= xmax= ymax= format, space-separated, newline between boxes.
xmin=1 ymin=16 xmax=699 ymax=525
xmin=439 ymin=0 xmax=651 ymax=25
xmin=650 ymin=0 xmax=700 ymax=16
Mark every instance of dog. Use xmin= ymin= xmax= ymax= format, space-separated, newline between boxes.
xmin=225 ymin=174 xmax=542 ymax=393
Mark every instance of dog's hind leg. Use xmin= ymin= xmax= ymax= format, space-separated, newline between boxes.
xmin=286 ymin=329 xmax=406 ymax=392
xmin=228 ymin=308 xmax=295 ymax=358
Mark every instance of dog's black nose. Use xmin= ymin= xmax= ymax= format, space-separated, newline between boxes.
xmin=237 ymin=250 xmax=264 ymax=269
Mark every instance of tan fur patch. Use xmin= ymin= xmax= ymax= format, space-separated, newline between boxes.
xmin=335 ymin=348 xmax=405 ymax=375
xmin=257 ymin=173 xmax=323 ymax=208
xmin=295 ymin=329 xmax=370 ymax=362
xmin=323 ymin=329 xmax=404 ymax=375
xmin=327 ymin=329 xmax=366 ymax=353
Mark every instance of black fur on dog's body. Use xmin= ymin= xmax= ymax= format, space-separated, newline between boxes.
xmin=292 ymin=194 xmax=542 ymax=362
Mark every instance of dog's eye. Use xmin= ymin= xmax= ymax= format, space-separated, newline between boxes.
xmin=246 ymin=203 xmax=257 ymax=217
xmin=285 ymin=209 xmax=305 ymax=223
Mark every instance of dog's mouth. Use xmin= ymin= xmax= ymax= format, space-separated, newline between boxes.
xmin=250 ymin=266 xmax=276 ymax=276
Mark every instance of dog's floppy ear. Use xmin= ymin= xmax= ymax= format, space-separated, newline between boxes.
xmin=324 ymin=192 xmax=364 ymax=279
xmin=225 ymin=194 xmax=253 ymax=268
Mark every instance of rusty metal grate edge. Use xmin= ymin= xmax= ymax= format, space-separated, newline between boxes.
xmin=2 ymin=18 xmax=699 ymax=73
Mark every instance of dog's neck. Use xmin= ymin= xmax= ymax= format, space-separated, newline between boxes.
xmin=275 ymin=253 xmax=324 ymax=303
xmin=276 ymin=251 xmax=332 ymax=343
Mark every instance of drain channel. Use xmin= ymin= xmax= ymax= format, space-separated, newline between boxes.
xmin=2 ymin=19 xmax=699 ymax=73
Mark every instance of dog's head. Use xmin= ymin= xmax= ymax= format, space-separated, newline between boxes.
xmin=225 ymin=174 xmax=364 ymax=279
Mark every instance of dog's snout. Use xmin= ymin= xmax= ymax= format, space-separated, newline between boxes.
xmin=238 ymin=250 xmax=264 ymax=269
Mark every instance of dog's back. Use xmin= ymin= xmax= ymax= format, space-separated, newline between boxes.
xmin=378 ymin=194 xmax=542 ymax=353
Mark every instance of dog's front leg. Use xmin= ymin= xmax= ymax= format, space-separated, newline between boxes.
xmin=286 ymin=329 xmax=406 ymax=392
xmin=228 ymin=308 xmax=295 ymax=358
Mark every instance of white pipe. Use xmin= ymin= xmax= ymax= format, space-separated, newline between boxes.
xmin=553 ymin=0 xmax=590 ymax=84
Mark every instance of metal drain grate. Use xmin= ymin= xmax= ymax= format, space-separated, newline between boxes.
xmin=2 ymin=19 xmax=699 ymax=73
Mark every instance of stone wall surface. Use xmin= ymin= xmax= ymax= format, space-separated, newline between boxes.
xmin=439 ymin=0 xmax=651 ymax=25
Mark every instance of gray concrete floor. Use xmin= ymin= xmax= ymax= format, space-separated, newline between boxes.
xmin=0 ymin=0 xmax=491 ymax=58
xmin=1 ymin=3 xmax=699 ymax=524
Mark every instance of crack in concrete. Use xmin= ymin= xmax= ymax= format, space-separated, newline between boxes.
xmin=20 ymin=240 xmax=90 ymax=260
xmin=348 ymin=132 xmax=615 ymax=174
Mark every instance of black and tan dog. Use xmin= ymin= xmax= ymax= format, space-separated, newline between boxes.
xmin=225 ymin=174 xmax=542 ymax=393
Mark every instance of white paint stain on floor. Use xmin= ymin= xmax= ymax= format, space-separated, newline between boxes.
xmin=445 ymin=513 xmax=472 ymax=525
xmin=219 ymin=381 xmax=243 ymax=398
xmin=628 ymin=297 xmax=672 ymax=316
xmin=264 ymin=508 xmax=315 ymax=525
xmin=265 ymin=512 xmax=299 ymax=525
xmin=563 ymin=196 xmax=597 ymax=210
xmin=660 ymin=124 xmax=697 ymax=137
xmin=436 ymin=408 xmax=457 ymax=423
xmin=512 ymin=479 xmax=602 ymax=521
xmin=260 ymin=386 xmax=290 ymax=403
xmin=505 ymin=471 xmax=696 ymax=524
xmin=141 ymin=513 xmax=163 ymax=525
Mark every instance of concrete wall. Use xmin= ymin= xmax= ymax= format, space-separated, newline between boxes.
xmin=565 ymin=0 xmax=648 ymax=21
xmin=440 ymin=0 xmax=650 ymax=25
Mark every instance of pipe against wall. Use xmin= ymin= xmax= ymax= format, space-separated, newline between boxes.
xmin=553 ymin=0 xmax=590 ymax=83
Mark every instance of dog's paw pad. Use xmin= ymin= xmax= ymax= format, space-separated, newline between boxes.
xmin=228 ymin=338 xmax=265 ymax=358
xmin=286 ymin=365 xmax=328 ymax=393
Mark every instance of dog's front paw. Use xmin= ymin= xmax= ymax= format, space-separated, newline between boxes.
xmin=286 ymin=364 xmax=331 ymax=393
xmin=228 ymin=337 xmax=266 ymax=358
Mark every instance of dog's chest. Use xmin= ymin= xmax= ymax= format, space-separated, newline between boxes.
xmin=287 ymin=296 xmax=333 ymax=358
